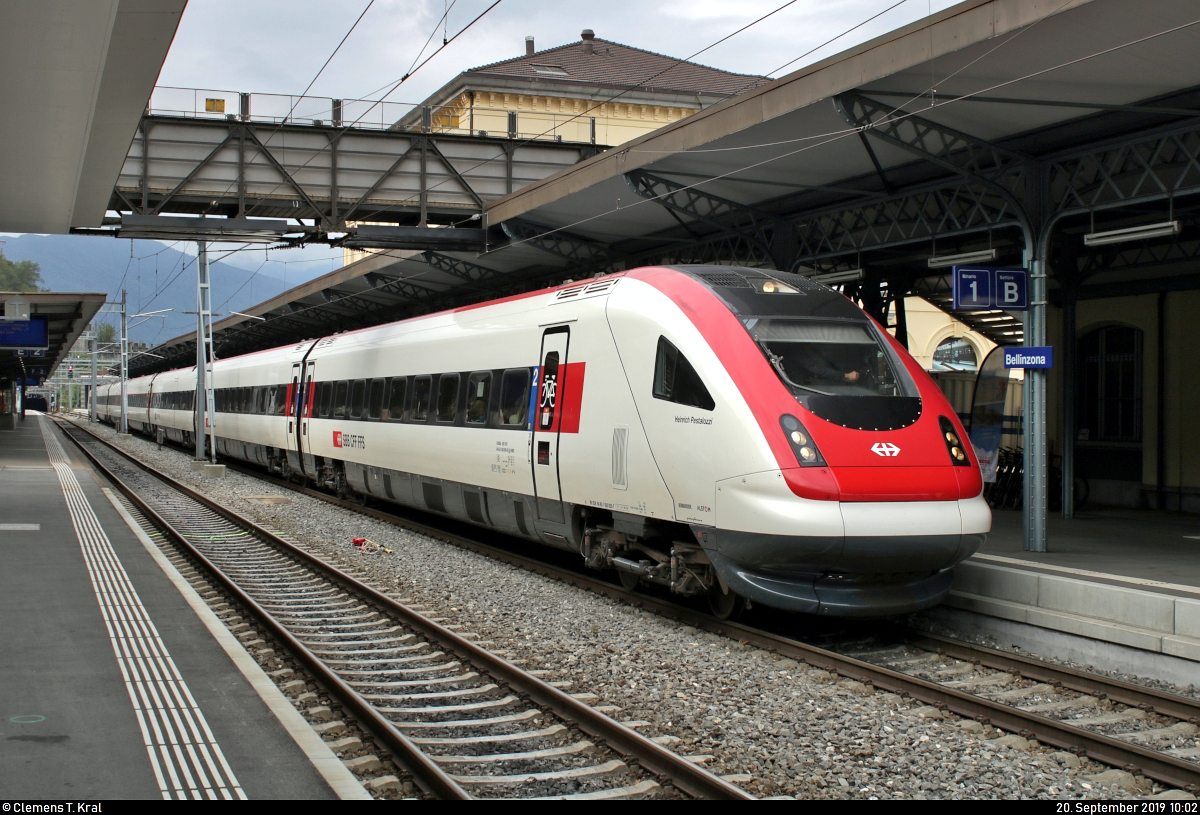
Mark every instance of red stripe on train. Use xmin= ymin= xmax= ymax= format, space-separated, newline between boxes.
xmin=559 ymin=362 xmax=585 ymax=434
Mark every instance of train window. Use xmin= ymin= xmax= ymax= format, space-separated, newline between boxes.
xmin=317 ymin=382 xmax=332 ymax=418
xmin=385 ymin=377 xmax=406 ymax=421
xmin=240 ymin=387 xmax=250 ymax=413
xmin=436 ymin=374 xmax=459 ymax=422
xmin=653 ymin=337 xmax=715 ymax=411
xmin=265 ymin=386 xmax=277 ymax=416
xmin=253 ymin=387 xmax=264 ymax=415
xmin=333 ymin=381 xmax=349 ymax=419
xmin=499 ymin=369 xmax=530 ymax=426
xmin=367 ymin=379 xmax=385 ymax=420
xmin=466 ymin=372 xmax=491 ymax=424
xmin=745 ymin=319 xmax=909 ymax=398
xmin=411 ymin=376 xmax=431 ymax=422
xmin=277 ymin=385 xmax=289 ymax=416
xmin=349 ymin=380 xmax=367 ymax=419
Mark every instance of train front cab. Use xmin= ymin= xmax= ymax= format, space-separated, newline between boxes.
xmin=625 ymin=266 xmax=990 ymax=617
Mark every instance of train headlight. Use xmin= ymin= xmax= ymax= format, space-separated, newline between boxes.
xmin=752 ymin=278 xmax=800 ymax=294
xmin=781 ymin=414 xmax=825 ymax=467
xmin=939 ymin=416 xmax=971 ymax=467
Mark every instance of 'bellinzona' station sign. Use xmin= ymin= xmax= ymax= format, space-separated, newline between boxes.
xmin=1003 ymin=346 xmax=1054 ymax=369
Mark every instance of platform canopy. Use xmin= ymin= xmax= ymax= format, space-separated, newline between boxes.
xmin=0 ymin=292 xmax=106 ymax=386
xmin=0 ymin=0 xmax=187 ymax=233
xmin=132 ymin=0 xmax=1200 ymax=379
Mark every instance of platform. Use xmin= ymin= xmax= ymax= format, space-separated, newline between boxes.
xmin=938 ymin=508 xmax=1200 ymax=678
xmin=0 ymin=414 xmax=365 ymax=800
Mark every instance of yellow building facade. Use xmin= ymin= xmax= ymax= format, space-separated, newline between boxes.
xmin=345 ymin=31 xmax=764 ymax=265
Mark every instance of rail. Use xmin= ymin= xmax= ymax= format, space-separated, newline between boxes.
xmin=57 ymin=418 xmax=751 ymax=801
xmin=125 ymin=431 xmax=1199 ymax=795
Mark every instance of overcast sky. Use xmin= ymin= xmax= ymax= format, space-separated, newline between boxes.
xmin=142 ymin=0 xmax=958 ymax=276
xmin=12 ymin=2 xmax=964 ymax=282
xmin=159 ymin=0 xmax=959 ymax=107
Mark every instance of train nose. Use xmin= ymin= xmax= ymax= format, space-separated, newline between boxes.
xmin=836 ymin=500 xmax=976 ymax=573
xmin=708 ymin=471 xmax=990 ymax=615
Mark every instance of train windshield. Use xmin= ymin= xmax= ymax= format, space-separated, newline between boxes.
xmin=746 ymin=319 xmax=906 ymax=397
xmin=745 ymin=318 xmax=922 ymax=430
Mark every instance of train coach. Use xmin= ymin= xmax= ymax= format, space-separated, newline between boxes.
xmin=102 ymin=265 xmax=989 ymax=618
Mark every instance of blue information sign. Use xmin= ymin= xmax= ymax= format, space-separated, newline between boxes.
xmin=952 ymin=267 xmax=992 ymax=310
xmin=1004 ymin=346 xmax=1054 ymax=369
xmin=994 ymin=270 xmax=1028 ymax=309
xmin=0 ymin=317 xmax=49 ymax=349
xmin=952 ymin=267 xmax=1029 ymax=311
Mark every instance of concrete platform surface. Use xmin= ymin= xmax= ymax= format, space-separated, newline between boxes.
xmin=942 ymin=508 xmax=1200 ymax=667
xmin=0 ymin=415 xmax=356 ymax=799
xmin=986 ymin=508 xmax=1200 ymax=590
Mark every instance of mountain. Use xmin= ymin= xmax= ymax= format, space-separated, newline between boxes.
xmin=1 ymin=234 xmax=336 ymax=346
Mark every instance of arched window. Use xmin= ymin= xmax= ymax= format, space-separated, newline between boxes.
xmin=932 ymin=337 xmax=978 ymax=371
xmin=1077 ymin=325 xmax=1142 ymax=442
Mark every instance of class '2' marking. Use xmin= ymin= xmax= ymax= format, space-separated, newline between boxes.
xmin=871 ymin=442 xmax=900 ymax=457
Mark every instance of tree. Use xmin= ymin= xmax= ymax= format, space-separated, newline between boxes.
xmin=0 ymin=255 xmax=44 ymax=292
xmin=94 ymin=321 xmax=117 ymax=345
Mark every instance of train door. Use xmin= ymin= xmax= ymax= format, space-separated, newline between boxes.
xmin=284 ymin=362 xmax=302 ymax=474
xmin=298 ymin=360 xmax=316 ymax=476
xmin=532 ymin=326 xmax=571 ymax=523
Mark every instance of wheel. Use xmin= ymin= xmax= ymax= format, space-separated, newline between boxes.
xmin=617 ymin=569 xmax=640 ymax=591
xmin=708 ymin=589 xmax=745 ymax=620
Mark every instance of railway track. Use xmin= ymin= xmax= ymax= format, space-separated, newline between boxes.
xmin=54 ymin=419 xmax=750 ymax=801
xmin=66 ymin=418 xmax=1200 ymax=795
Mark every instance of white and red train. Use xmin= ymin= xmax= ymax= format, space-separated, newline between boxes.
xmin=97 ymin=265 xmax=989 ymax=617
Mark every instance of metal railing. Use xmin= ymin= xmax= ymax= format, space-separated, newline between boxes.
xmin=148 ymin=86 xmax=606 ymax=144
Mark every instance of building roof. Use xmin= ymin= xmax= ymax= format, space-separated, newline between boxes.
xmin=0 ymin=292 xmax=106 ymax=385
xmin=0 ymin=0 xmax=185 ymax=233
xmin=133 ymin=0 xmax=1200 ymax=375
xmin=466 ymin=34 xmax=769 ymax=98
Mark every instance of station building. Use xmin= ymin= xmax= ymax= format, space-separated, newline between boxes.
xmin=398 ymin=29 xmax=768 ymax=152
xmin=8 ymin=0 xmax=1200 ymax=690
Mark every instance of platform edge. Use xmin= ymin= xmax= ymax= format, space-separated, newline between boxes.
xmin=101 ymin=487 xmax=373 ymax=801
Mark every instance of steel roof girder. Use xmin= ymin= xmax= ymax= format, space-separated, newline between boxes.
xmin=500 ymin=220 xmax=615 ymax=272
xmin=835 ymin=91 xmax=1031 ymax=192
xmin=631 ymin=231 xmax=774 ymax=270
xmin=791 ymin=177 xmax=1019 ymax=264
xmin=623 ymin=170 xmax=777 ymax=263
xmin=422 ymin=251 xmax=508 ymax=290
xmin=1048 ymin=125 xmax=1200 ymax=213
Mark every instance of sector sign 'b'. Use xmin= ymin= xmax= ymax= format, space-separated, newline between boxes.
xmin=952 ymin=267 xmax=1028 ymax=311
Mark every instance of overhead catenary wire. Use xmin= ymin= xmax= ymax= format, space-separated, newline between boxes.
xmin=235 ymin=0 xmax=504 ymax=216
xmin=190 ymin=1 xmax=383 ymax=219
xmin=150 ymin=14 xmax=1200 ymax=362
xmin=351 ymin=0 xmax=812 ymax=223
xmin=488 ymin=13 xmax=1200 ymax=258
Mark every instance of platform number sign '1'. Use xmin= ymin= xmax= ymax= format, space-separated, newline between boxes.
xmin=952 ymin=267 xmax=1029 ymax=311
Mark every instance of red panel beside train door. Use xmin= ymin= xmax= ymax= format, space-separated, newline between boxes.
xmin=532 ymin=326 xmax=570 ymax=523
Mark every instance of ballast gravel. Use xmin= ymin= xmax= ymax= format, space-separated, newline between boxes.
xmin=80 ymin=420 xmax=1191 ymax=800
